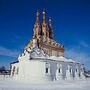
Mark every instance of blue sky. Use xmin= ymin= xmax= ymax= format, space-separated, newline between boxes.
xmin=0 ymin=0 xmax=90 ymax=69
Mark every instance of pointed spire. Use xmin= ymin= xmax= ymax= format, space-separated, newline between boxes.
xmin=42 ymin=9 xmax=46 ymax=23
xmin=48 ymin=17 xmax=53 ymax=39
xmin=33 ymin=10 xmax=41 ymax=38
xmin=36 ymin=10 xmax=40 ymax=24
xmin=49 ymin=17 xmax=52 ymax=28
xmin=42 ymin=9 xmax=47 ymax=38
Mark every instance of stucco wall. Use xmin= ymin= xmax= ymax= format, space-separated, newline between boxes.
xmin=11 ymin=59 xmax=85 ymax=82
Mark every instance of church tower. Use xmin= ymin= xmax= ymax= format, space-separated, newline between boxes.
xmin=42 ymin=10 xmax=47 ymax=42
xmin=47 ymin=18 xmax=53 ymax=39
xmin=33 ymin=10 xmax=42 ymax=47
xmin=33 ymin=10 xmax=41 ymax=39
xmin=25 ymin=10 xmax=64 ymax=57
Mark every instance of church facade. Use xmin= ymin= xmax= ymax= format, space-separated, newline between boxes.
xmin=10 ymin=10 xmax=85 ymax=82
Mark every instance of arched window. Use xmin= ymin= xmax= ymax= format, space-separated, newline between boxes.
xmin=17 ymin=67 xmax=19 ymax=74
xmin=76 ymin=69 xmax=77 ymax=72
xmin=58 ymin=68 xmax=60 ymax=73
xmin=12 ymin=66 xmax=15 ymax=76
xmin=45 ymin=62 xmax=50 ymax=74
xmin=69 ymin=68 xmax=71 ymax=74
xmin=46 ymin=68 xmax=48 ymax=73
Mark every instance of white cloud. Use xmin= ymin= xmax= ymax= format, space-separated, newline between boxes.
xmin=0 ymin=46 xmax=20 ymax=57
xmin=79 ymin=41 xmax=89 ymax=48
xmin=65 ymin=47 xmax=90 ymax=69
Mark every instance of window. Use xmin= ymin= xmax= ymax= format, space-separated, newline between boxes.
xmin=46 ymin=68 xmax=48 ymax=73
xmin=17 ymin=68 xmax=19 ymax=74
xmin=24 ymin=53 xmax=25 ymax=56
xmin=12 ymin=66 xmax=15 ymax=76
xmin=58 ymin=68 xmax=60 ymax=73
xmin=69 ymin=68 xmax=72 ymax=74
xmin=76 ymin=69 xmax=77 ymax=72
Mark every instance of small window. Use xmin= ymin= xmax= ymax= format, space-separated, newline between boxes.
xmin=79 ymin=72 xmax=81 ymax=77
xmin=76 ymin=69 xmax=77 ymax=72
xmin=17 ymin=68 xmax=19 ymax=74
xmin=69 ymin=68 xmax=71 ymax=74
xmin=12 ymin=66 xmax=15 ymax=76
xmin=46 ymin=68 xmax=48 ymax=73
xmin=58 ymin=68 xmax=60 ymax=73
xmin=24 ymin=53 xmax=25 ymax=56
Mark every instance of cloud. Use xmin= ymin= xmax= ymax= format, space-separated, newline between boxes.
xmin=65 ymin=47 xmax=90 ymax=69
xmin=79 ymin=41 xmax=89 ymax=48
xmin=0 ymin=46 xmax=20 ymax=58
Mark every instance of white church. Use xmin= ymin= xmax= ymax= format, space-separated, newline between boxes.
xmin=10 ymin=10 xmax=85 ymax=82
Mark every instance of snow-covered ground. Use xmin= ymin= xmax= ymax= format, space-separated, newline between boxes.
xmin=0 ymin=76 xmax=90 ymax=90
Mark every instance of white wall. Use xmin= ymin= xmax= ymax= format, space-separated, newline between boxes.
xmin=11 ymin=59 xmax=85 ymax=82
xmin=11 ymin=60 xmax=53 ymax=82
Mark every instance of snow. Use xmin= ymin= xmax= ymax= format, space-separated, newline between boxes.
xmin=18 ymin=40 xmax=78 ymax=64
xmin=0 ymin=77 xmax=90 ymax=90
xmin=30 ymin=47 xmax=48 ymax=59
xmin=49 ymin=56 xmax=76 ymax=63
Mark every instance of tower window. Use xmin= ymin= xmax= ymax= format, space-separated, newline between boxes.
xmin=46 ymin=68 xmax=48 ymax=73
xmin=58 ymin=68 xmax=60 ymax=73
